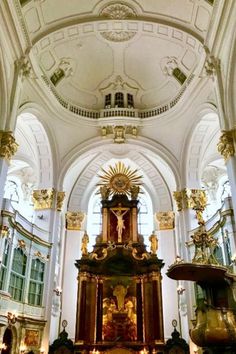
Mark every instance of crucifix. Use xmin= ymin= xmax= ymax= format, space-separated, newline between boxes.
xmin=111 ymin=206 xmax=129 ymax=242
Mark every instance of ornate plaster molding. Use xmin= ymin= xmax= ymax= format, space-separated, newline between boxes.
xmin=0 ymin=131 xmax=18 ymax=161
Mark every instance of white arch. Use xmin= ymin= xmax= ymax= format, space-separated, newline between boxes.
xmin=180 ymin=104 xmax=220 ymax=187
xmin=60 ymin=136 xmax=179 ymax=213
xmin=15 ymin=106 xmax=55 ymax=188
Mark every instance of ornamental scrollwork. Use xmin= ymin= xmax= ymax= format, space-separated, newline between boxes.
xmin=0 ymin=131 xmax=18 ymax=161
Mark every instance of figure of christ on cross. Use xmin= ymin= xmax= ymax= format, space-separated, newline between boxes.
xmin=111 ymin=206 xmax=129 ymax=242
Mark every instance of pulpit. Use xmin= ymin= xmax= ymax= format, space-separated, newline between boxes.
xmin=74 ymin=163 xmax=165 ymax=353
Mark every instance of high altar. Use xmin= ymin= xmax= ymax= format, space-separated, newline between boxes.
xmin=74 ymin=163 xmax=165 ymax=354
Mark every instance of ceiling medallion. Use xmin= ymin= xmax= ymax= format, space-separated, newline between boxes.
xmin=100 ymin=3 xmax=137 ymax=19
xmin=100 ymin=3 xmax=137 ymax=42
xmin=97 ymin=162 xmax=142 ymax=197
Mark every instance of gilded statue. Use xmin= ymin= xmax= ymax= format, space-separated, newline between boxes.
xmin=81 ymin=231 xmax=89 ymax=256
xmin=149 ymin=231 xmax=158 ymax=255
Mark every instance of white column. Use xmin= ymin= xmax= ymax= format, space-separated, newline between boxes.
xmin=0 ymin=159 xmax=9 ymax=210
xmin=158 ymin=229 xmax=179 ymax=339
xmin=41 ymin=210 xmax=62 ymax=349
xmin=225 ymin=156 xmax=236 ymax=219
xmin=60 ymin=229 xmax=82 ymax=341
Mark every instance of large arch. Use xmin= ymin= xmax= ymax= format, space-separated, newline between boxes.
xmin=60 ymin=136 xmax=180 ymax=213
xmin=181 ymin=104 xmax=221 ymax=188
xmin=15 ymin=105 xmax=57 ymax=188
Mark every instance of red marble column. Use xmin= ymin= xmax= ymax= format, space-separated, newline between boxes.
xmin=96 ymin=278 xmax=103 ymax=342
xmin=151 ymin=272 xmax=164 ymax=342
xmin=136 ymin=277 xmax=143 ymax=342
xmin=76 ymin=274 xmax=87 ymax=341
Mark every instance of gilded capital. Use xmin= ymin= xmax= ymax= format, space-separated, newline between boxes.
xmin=0 ymin=131 xmax=18 ymax=161
xmin=185 ymin=189 xmax=207 ymax=211
xmin=155 ymin=211 xmax=175 ymax=230
xmin=173 ymin=191 xmax=184 ymax=211
xmin=217 ymin=131 xmax=235 ymax=161
xmin=65 ymin=211 xmax=85 ymax=230
xmin=56 ymin=191 xmax=65 ymax=211
xmin=32 ymin=188 xmax=55 ymax=210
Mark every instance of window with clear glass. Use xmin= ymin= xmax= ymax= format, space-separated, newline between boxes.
xmin=127 ymin=94 xmax=134 ymax=108
xmin=0 ymin=240 xmax=10 ymax=290
xmin=115 ymin=92 xmax=124 ymax=108
xmin=9 ymin=248 xmax=27 ymax=301
xmin=28 ymin=258 xmax=45 ymax=306
xmin=105 ymin=94 xmax=112 ymax=109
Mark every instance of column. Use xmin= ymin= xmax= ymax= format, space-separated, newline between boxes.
xmin=96 ymin=278 xmax=103 ymax=342
xmin=75 ymin=273 xmax=88 ymax=342
xmin=151 ymin=272 xmax=164 ymax=342
xmin=136 ymin=277 xmax=143 ymax=342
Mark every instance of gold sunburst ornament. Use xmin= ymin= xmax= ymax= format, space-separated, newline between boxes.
xmin=97 ymin=162 xmax=142 ymax=197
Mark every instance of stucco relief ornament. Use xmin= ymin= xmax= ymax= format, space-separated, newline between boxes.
xmin=217 ymin=131 xmax=235 ymax=161
xmin=100 ymin=3 xmax=137 ymax=42
xmin=100 ymin=31 xmax=136 ymax=42
xmin=161 ymin=56 xmax=178 ymax=76
xmin=0 ymin=131 xmax=18 ymax=161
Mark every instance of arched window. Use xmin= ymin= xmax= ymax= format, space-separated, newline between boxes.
xmin=0 ymin=239 xmax=10 ymax=290
xmin=127 ymin=93 xmax=134 ymax=108
xmin=104 ymin=94 xmax=112 ymax=108
xmin=9 ymin=248 xmax=27 ymax=301
xmin=87 ymin=190 xmax=102 ymax=250
xmin=28 ymin=258 xmax=45 ymax=306
xmin=115 ymin=92 xmax=124 ymax=108
xmin=137 ymin=189 xmax=153 ymax=245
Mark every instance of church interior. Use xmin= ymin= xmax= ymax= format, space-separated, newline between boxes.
xmin=0 ymin=0 xmax=236 ymax=353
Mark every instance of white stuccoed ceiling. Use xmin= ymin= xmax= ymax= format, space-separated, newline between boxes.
xmin=14 ymin=0 xmax=213 ymax=112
